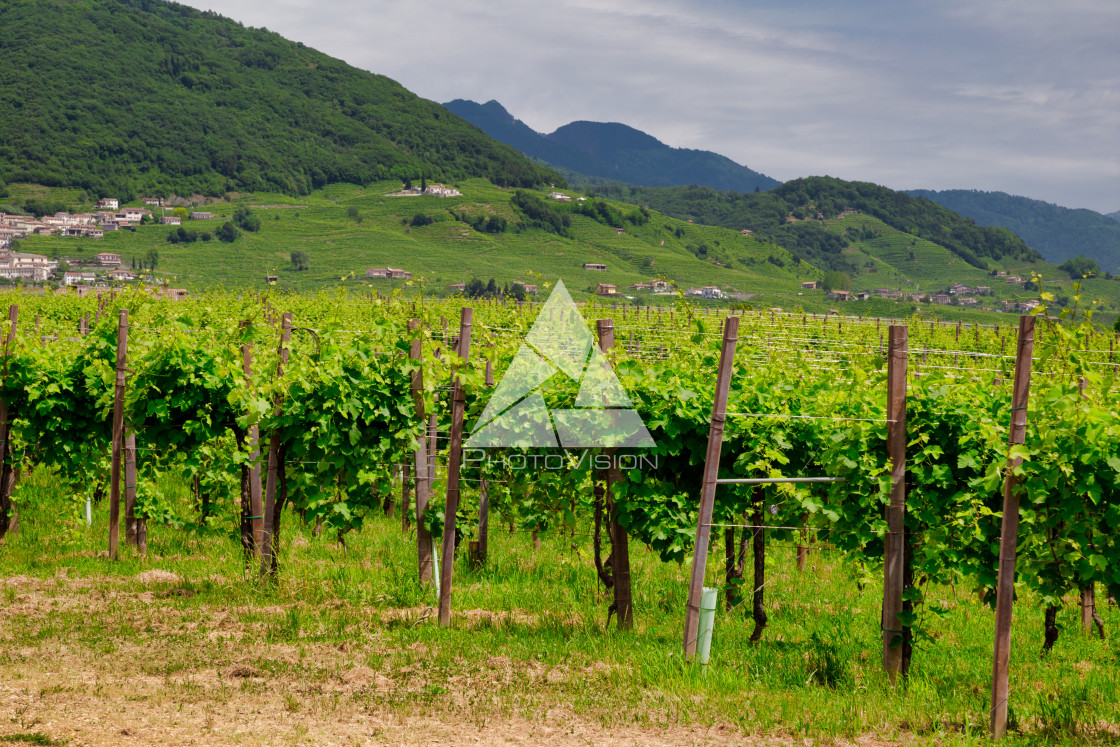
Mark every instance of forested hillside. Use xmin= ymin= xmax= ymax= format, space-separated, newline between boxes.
xmin=908 ymin=189 xmax=1120 ymax=271
xmin=443 ymin=99 xmax=780 ymax=193
xmin=590 ymin=177 xmax=1041 ymax=273
xmin=0 ymin=0 xmax=559 ymax=199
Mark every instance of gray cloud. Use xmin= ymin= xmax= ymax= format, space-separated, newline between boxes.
xmin=182 ymin=0 xmax=1120 ymax=212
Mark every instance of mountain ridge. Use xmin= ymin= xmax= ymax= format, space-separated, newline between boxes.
xmin=907 ymin=189 xmax=1120 ymax=271
xmin=442 ymin=99 xmax=780 ymax=193
xmin=0 ymin=0 xmax=559 ymax=199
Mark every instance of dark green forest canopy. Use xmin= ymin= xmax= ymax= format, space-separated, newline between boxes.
xmin=591 ymin=176 xmax=1041 ymax=272
xmin=0 ymin=0 xmax=560 ymax=199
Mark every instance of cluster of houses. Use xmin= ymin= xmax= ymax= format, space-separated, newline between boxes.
xmin=548 ymin=192 xmax=587 ymax=203
xmin=0 ymin=198 xmax=218 ymax=245
xmin=802 ymin=278 xmax=1039 ymax=313
xmin=0 ymin=247 xmax=55 ymax=282
xmin=365 ymin=267 xmax=413 ymax=279
xmin=392 ymin=184 xmax=462 ymax=197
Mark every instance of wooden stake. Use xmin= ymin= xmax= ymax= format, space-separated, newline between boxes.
xmin=260 ymin=312 xmax=292 ymax=577
xmin=597 ymin=319 xmax=633 ymax=630
xmin=1077 ymin=377 xmax=1099 ymax=635
xmin=109 ymin=309 xmax=129 ymax=560
xmin=409 ymin=320 xmax=435 ymax=584
xmin=683 ymin=315 xmax=739 ymax=658
xmin=124 ymin=430 xmax=141 ymax=549
xmin=475 ymin=359 xmax=495 ymax=566
xmin=438 ymin=307 xmax=473 ymax=627
xmin=990 ymin=315 xmax=1036 ymax=739
xmin=882 ymin=325 xmax=908 ymax=682
xmin=0 ymin=306 xmax=19 ymax=541
xmin=240 ymin=322 xmax=264 ymax=557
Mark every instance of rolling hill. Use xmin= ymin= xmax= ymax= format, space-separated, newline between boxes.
xmin=442 ymin=99 xmax=780 ymax=193
xmin=0 ymin=0 xmax=558 ymax=200
xmin=907 ymin=189 xmax=1120 ymax=272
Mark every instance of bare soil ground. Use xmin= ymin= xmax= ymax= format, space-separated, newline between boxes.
xmin=0 ymin=573 xmax=824 ymax=746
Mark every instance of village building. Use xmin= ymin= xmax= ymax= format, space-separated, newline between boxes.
xmin=266 ymin=275 xmax=279 ymax=283
xmin=63 ymin=271 xmax=97 ymax=286
xmin=614 ymin=228 xmax=625 ymax=236
xmin=120 ymin=207 xmax=152 ymax=222
xmin=423 ymin=184 xmax=461 ymax=197
xmin=365 ymin=267 xmax=411 ymax=279
xmin=651 ymin=279 xmax=671 ymax=292
xmin=687 ymin=286 xmax=724 ymax=300
xmin=448 ymin=283 xmax=466 ymax=292
xmin=161 ymin=216 xmax=181 ymax=226
xmin=596 ymin=283 xmax=618 ymax=296
xmin=582 ymin=263 xmax=606 ymax=271
xmin=628 ymin=282 xmax=652 ymax=291
xmin=826 ymin=290 xmax=851 ymax=301
xmin=855 ymin=291 xmax=871 ymax=301
xmin=142 ymin=197 xmax=163 ymax=207
xmin=0 ymin=249 xmax=53 ymax=281
xmin=190 ymin=212 xmax=215 ymax=220
xmin=109 ymin=269 xmax=135 ymax=281
xmin=930 ymin=294 xmax=952 ymax=305
xmin=548 ymin=192 xmax=571 ymax=202
xmin=98 ymin=198 xmax=119 ymax=210
xmin=94 ymin=252 xmax=122 ymax=267
xmin=801 ymin=281 xmax=819 ymax=290
xmin=515 ymin=283 xmax=537 ymax=293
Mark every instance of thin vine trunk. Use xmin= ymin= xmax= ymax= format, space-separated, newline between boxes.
xmin=748 ymin=490 xmax=768 ymax=644
xmin=1042 ymin=604 xmax=1061 ymax=653
xmin=723 ymin=523 xmax=748 ymax=610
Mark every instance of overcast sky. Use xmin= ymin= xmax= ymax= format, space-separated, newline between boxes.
xmin=183 ymin=0 xmax=1119 ymax=213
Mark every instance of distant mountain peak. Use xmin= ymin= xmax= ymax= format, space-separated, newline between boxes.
xmin=443 ymin=99 xmax=780 ymax=193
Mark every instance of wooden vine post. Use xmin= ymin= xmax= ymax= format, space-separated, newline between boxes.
xmin=596 ymin=319 xmax=633 ymax=629
xmin=124 ymin=431 xmax=143 ymax=551
xmin=0 ymin=305 xmax=18 ymax=541
xmin=468 ymin=359 xmax=495 ymax=567
xmin=438 ymin=307 xmax=473 ymax=627
xmin=882 ymin=324 xmax=908 ymax=682
xmin=408 ymin=320 xmax=435 ymax=584
xmin=1073 ymin=377 xmax=1104 ymax=636
xmin=683 ymin=315 xmax=739 ymax=658
xmin=989 ymin=315 xmax=1036 ymax=739
xmin=109 ymin=309 xmax=129 ymax=560
xmin=239 ymin=321 xmax=264 ymax=557
xmin=260 ymin=312 xmax=292 ymax=577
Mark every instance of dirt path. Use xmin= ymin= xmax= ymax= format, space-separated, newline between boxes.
xmin=0 ymin=574 xmax=766 ymax=746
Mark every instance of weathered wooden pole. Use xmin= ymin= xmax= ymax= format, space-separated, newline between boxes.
xmin=882 ymin=325 xmax=908 ymax=682
xmin=683 ymin=315 xmax=739 ymax=658
xmin=438 ymin=307 xmax=473 ymax=627
xmin=124 ymin=430 xmax=140 ymax=549
xmin=109 ymin=309 xmax=129 ymax=560
xmin=240 ymin=321 xmax=264 ymax=556
xmin=471 ymin=359 xmax=495 ymax=566
xmin=596 ymin=319 xmax=634 ymax=629
xmin=990 ymin=315 xmax=1036 ymax=739
xmin=260 ymin=312 xmax=292 ymax=577
xmin=0 ymin=306 xmax=19 ymax=541
xmin=409 ymin=320 xmax=435 ymax=584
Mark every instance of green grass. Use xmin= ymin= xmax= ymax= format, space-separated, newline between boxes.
xmin=1 ymin=466 xmax=1117 ymax=744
